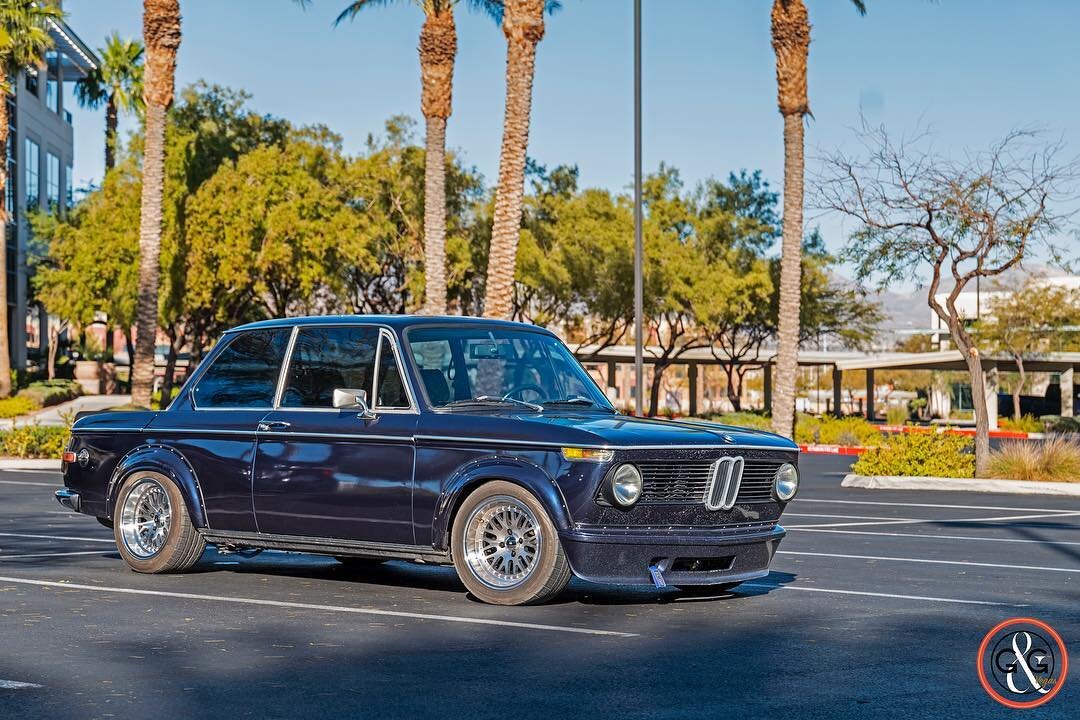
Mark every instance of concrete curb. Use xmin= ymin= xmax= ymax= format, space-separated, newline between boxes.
xmin=0 ymin=458 xmax=61 ymax=470
xmin=877 ymin=425 xmax=1046 ymax=440
xmin=842 ymin=473 xmax=1080 ymax=497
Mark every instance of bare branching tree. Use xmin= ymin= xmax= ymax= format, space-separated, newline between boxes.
xmin=815 ymin=124 xmax=1077 ymax=475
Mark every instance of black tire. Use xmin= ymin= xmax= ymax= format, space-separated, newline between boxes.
xmin=113 ymin=471 xmax=205 ymax=574
xmin=451 ymin=481 xmax=572 ymax=606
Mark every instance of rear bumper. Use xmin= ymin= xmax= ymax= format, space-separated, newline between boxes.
xmin=559 ymin=524 xmax=785 ymax=586
xmin=55 ymin=488 xmax=81 ymax=513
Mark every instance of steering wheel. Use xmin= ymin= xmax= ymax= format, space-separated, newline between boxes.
xmin=502 ymin=384 xmax=546 ymax=404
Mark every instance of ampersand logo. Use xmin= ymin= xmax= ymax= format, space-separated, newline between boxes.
xmin=978 ymin=618 xmax=1068 ymax=709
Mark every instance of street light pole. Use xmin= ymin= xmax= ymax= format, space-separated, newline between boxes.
xmin=633 ymin=0 xmax=644 ymax=416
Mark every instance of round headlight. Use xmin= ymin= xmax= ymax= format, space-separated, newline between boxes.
xmin=609 ymin=463 xmax=643 ymax=507
xmin=774 ymin=463 xmax=799 ymax=502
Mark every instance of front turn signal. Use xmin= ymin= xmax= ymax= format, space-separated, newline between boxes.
xmin=561 ymin=447 xmax=614 ymax=463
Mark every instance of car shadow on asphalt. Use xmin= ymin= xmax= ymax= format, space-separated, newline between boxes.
xmin=193 ymin=547 xmax=798 ymax=607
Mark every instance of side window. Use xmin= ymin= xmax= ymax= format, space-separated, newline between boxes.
xmin=282 ymin=326 xmax=379 ymax=408
xmin=193 ymin=329 xmax=291 ymax=408
xmin=375 ymin=334 xmax=410 ymax=409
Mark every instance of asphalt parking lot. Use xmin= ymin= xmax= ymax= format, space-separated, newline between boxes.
xmin=0 ymin=455 xmax=1076 ymax=719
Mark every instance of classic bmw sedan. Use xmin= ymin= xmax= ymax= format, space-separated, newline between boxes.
xmin=56 ymin=316 xmax=799 ymax=605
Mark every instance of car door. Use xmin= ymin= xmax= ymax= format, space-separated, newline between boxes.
xmin=146 ymin=327 xmax=292 ymax=532
xmin=252 ymin=325 xmax=418 ymax=545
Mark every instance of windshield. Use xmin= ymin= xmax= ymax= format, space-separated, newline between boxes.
xmin=407 ymin=326 xmax=614 ymax=411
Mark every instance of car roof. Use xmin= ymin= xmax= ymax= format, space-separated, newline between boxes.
xmin=227 ymin=314 xmax=557 ymax=336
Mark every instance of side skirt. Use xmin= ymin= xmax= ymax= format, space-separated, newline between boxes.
xmin=200 ymin=530 xmax=450 ymax=564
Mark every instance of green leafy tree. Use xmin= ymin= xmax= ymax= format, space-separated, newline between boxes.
xmin=0 ymin=0 xmax=63 ymax=397
xmin=978 ymin=279 xmax=1080 ymax=419
xmin=74 ymin=33 xmax=144 ymax=172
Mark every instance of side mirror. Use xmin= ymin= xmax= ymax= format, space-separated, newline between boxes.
xmin=332 ymin=388 xmax=377 ymax=420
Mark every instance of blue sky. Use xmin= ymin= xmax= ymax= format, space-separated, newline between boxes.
xmin=63 ymin=0 xmax=1080 ymax=281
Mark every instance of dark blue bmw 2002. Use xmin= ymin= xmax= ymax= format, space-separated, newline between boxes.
xmin=56 ymin=316 xmax=799 ymax=605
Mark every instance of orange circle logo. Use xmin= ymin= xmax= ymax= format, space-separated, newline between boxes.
xmin=977 ymin=618 xmax=1068 ymax=709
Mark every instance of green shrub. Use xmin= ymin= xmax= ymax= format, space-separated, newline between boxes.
xmin=988 ymin=436 xmax=1080 ymax=482
xmin=1039 ymin=415 xmax=1080 ymax=434
xmin=707 ymin=411 xmax=773 ymax=431
xmin=17 ymin=379 xmax=83 ymax=408
xmin=999 ymin=414 xmax=1043 ymax=434
xmin=0 ymin=395 xmax=39 ymax=419
xmin=885 ymin=405 xmax=909 ymax=426
xmin=852 ymin=432 xmax=975 ymax=478
xmin=795 ymin=415 xmax=885 ymax=447
xmin=0 ymin=425 xmax=70 ymax=459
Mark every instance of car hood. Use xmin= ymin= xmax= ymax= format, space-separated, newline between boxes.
xmin=526 ymin=413 xmax=797 ymax=449
xmin=423 ymin=410 xmax=797 ymax=451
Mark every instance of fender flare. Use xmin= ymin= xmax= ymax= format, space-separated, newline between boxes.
xmin=105 ymin=444 xmax=208 ymax=528
xmin=432 ymin=456 xmax=572 ymax=552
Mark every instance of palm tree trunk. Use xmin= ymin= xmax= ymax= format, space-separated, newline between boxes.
xmin=419 ymin=11 xmax=456 ymax=316
xmin=771 ymin=114 xmax=804 ymax=437
xmin=132 ymin=0 xmax=181 ymax=408
xmin=105 ymin=93 xmax=118 ymax=172
xmin=131 ymin=101 xmax=167 ymax=408
xmin=0 ymin=93 xmax=11 ymax=398
xmin=483 ymin=1 xmax=545 ymax=320
xmin=769 ymin=0 xmax=810 ymax=438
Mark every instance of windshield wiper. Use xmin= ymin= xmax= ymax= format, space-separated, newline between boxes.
xmin=542 ymin=397 xmax=616 ymax=412
xmin=443 ymin=396 xmax=543 ymax=412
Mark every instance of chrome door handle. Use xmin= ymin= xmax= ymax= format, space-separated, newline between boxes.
xmin=257 ymin=421 xmax=291 ymax=432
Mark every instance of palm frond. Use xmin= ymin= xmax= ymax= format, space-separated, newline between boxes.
xmin=850 ymin=0 xmax=867 ymax=16
xmin=333 ymin=0 xmax=403 ymax=26
xmin=0 ymin=0 xmax=63 ymax=77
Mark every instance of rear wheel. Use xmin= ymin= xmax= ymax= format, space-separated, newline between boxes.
xmin=114 ymin=472 xmax=205 ymax=573
xmin=451 ymin=481 xmax=571 ymax=606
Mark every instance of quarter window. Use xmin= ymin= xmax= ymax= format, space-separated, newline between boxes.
xmin=375 ymin=334 xmax=409 ymax=409
xmin=281 ymin=326 xmax=380 ymax=409
xmin=193 ymin=329 xmax=291 ymax=408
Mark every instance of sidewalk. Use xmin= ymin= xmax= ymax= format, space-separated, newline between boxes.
xmin=0 ymin=394 xmax=131 ymax=430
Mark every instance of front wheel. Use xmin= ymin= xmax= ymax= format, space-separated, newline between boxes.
xmin=451 ymin=481 xmax=572 ymax=606
xmin=114 ymin=472 xmax=205 ymax=573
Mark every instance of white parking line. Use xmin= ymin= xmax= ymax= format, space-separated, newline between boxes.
xmin=742 ymin=582 xmax=1024 ymax=607
xmin=0 ymin=576 xmax=637 ymax=637
xmin=0 ymin=532 xmax=114 ymax=544
xmin=786 ymin=510 xmax=1080 ymax=529
xmin=788 ymin=527 xmax=1080 ymax=547
xmin=795 ymin=498 xmax=1078 ymax=513
xmin=784 ymin=512 xmax=927 ymax=521
xmin=0 ymin=551 xmax=113 ymax=560
xmin=776 ymin=550 xmax=1080 ymax=574
xmin=0 ymin=679 xmax=42 ymax=689
xmin=0 ymin=479 xmax=57 ymax=487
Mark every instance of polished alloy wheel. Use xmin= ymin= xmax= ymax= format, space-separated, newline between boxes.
xmin=119 ymin=477 xmax=172 ymax=559
xmin=462 ymin=495 xmax=543 ymax=590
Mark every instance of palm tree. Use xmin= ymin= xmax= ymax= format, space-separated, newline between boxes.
xmin=482 ymin=0 xmax=559 ymax=320
xmin=74 ymin=33 xmax=145 ymax=173
xmin=0 ymin=0 xmax=63 ymax=399
xmin=131 ymin=0 xmax=181 ymax=408
xmin=769 ymin=0 xmax=865 ymax=438
xmin=300 ymin=1 xmax=500 ymax=316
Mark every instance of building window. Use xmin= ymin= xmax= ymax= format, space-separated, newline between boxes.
xmin=4 ymin=133 xmax=15 ymax=223
xmin=45 ymin=51 xmax=59 ymax=113
xmin=24 ymin=70 xmax=38 ymax=97
xmin=65 ymin=163 xmax=73 ymax=208
xmin=46 ymin=153 xmax=59 ymax=210
xmin=24 ymin=138 xmax=39 ymax=210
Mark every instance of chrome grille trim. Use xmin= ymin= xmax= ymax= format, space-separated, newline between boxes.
xmin=705 ymin=457 xmax=744 ymax=511
xmin=637 ymin=459 xmax=783 ymax=505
